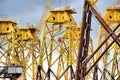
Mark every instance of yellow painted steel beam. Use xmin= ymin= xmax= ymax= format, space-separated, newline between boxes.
xmin=88 ymin=0 xmax=98 ymax=5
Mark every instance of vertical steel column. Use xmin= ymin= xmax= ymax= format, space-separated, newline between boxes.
xmin=75 ymin=0 xmax=92 ymax=79
xmin=47 ymin=68 xmax=50 ymax=80
xmin=93 ymin=65 xmax=98 ymax=80
xmin=75 ymin=0 xmax=87 ymax=79
xmin=36 ymin=66 xmax=42 ymax=80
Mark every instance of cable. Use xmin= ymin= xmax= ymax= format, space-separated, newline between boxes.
xmin=114 ymin=0 xmax=120 ymax=6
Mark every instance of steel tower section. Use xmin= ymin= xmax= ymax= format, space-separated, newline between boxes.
xmin=75 ymin=0 xmax=120 ymax=80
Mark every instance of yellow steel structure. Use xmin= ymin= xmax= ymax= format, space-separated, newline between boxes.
xmin=19 ymin=26 xmax=40 ymax=80
xmin=38 ymin=7 xmax=77 ymax=80
xmin=0 ymin=18 xmax=40 ymax=80
xmin=0 ymin=17 xmax=25 ymax=80
xmin=1 ymin=0 xmax=119 ymax=80
xmin=0 ymin=17 xmax=21 ymax=66
xmin=88 ymin=0 xmax=98 ymax=4
xmin=38 ymin=7 xmax=94 ymax=80
xmin=96 ymin=6 xmax=120 ymax=79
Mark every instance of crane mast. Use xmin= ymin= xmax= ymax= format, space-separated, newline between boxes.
xmin=38 ymin=0 xmax=53 ymax=32
xmin=114 ymin=0 xmax=120 ymax=5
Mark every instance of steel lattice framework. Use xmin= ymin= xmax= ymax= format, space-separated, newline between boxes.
xmin=0 ymin=0 xmax=119 ymax=80
xmin=36 ymin=7 xmax=94 ymax=80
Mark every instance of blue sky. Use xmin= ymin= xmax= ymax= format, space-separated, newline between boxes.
xmin=0 ymin=0 xmax=115 ymax=26
xmin=0 ymin=0 xmax=115 ymax=48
